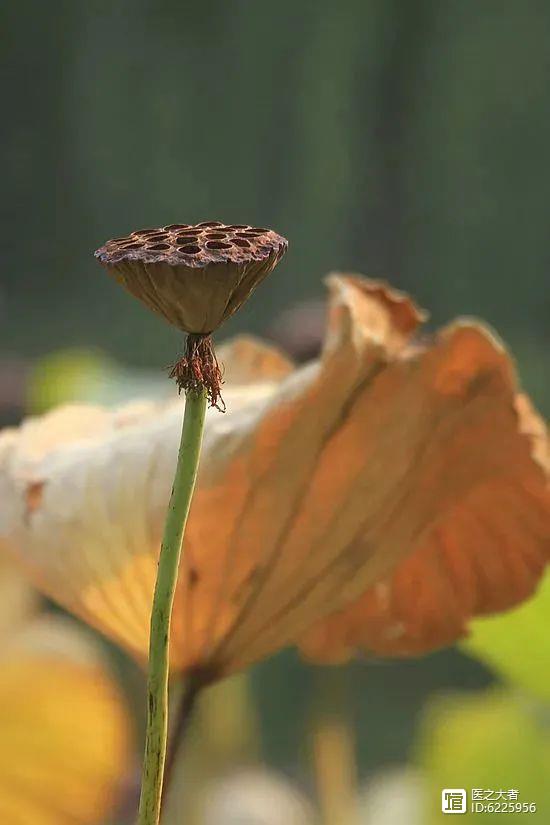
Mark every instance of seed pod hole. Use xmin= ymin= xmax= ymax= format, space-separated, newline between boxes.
xmin=178 ymin=245 xmax=201 ymax=254
xmin=141 ymin=234 xmax=169 ymax=243
xmin=205 ymin=241 xmax=232 ymax=250
xmin=175 ymin=235 xmax=199 ymax=245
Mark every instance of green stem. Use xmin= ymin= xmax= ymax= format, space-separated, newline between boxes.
xmin=137 ymin=388 xmax=208 ymax=825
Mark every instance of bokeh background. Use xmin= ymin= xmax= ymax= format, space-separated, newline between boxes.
xmin=2 ymin=2 xmax=550 ymax=823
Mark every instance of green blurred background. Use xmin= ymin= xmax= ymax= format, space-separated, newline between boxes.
xmin=3 ymin=2 xmax=550 ymax=822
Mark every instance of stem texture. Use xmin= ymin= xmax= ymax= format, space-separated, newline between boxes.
xmin=137 ymin=389 xmax=207 ymax=825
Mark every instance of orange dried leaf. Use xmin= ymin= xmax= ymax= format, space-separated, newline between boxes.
xmin=0 ymin=277 xmax=548 ymax=679
xmin=300 ymin=332 xmax=550 ymax=661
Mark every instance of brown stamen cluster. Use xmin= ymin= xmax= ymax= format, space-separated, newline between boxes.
xmin=168 ymin=334 xmax=225 ymax=411
xmin=95 ymin=221 xmax=288 ymax=407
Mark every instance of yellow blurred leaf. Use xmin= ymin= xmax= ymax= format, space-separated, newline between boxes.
xmin=0 ymin=617 xmax=132 ymax=825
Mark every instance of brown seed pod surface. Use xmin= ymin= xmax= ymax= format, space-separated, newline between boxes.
xmin=95 ymin=222 xmax=288 ymax=335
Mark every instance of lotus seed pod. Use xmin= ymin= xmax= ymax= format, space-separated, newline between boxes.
xmin=95 ymin=222 xmax=288 ymax=335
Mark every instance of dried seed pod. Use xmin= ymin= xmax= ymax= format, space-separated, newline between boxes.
xmin=94 ymin=222 xmax=288 ymax=334
xmin=95 ymin=221 xmax=288 ymax=406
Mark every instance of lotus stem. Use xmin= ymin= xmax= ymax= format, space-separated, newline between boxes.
xmin=137 ymin=388 xmax=208 ymax=825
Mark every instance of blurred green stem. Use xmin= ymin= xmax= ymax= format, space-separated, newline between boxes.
xmin=312 ymin=670 xmax=358 ymax=825
xmin=137 ymin=389 xmax=207 ymax=825
xmin=161 ymin=676 xmax=202 ymax=809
